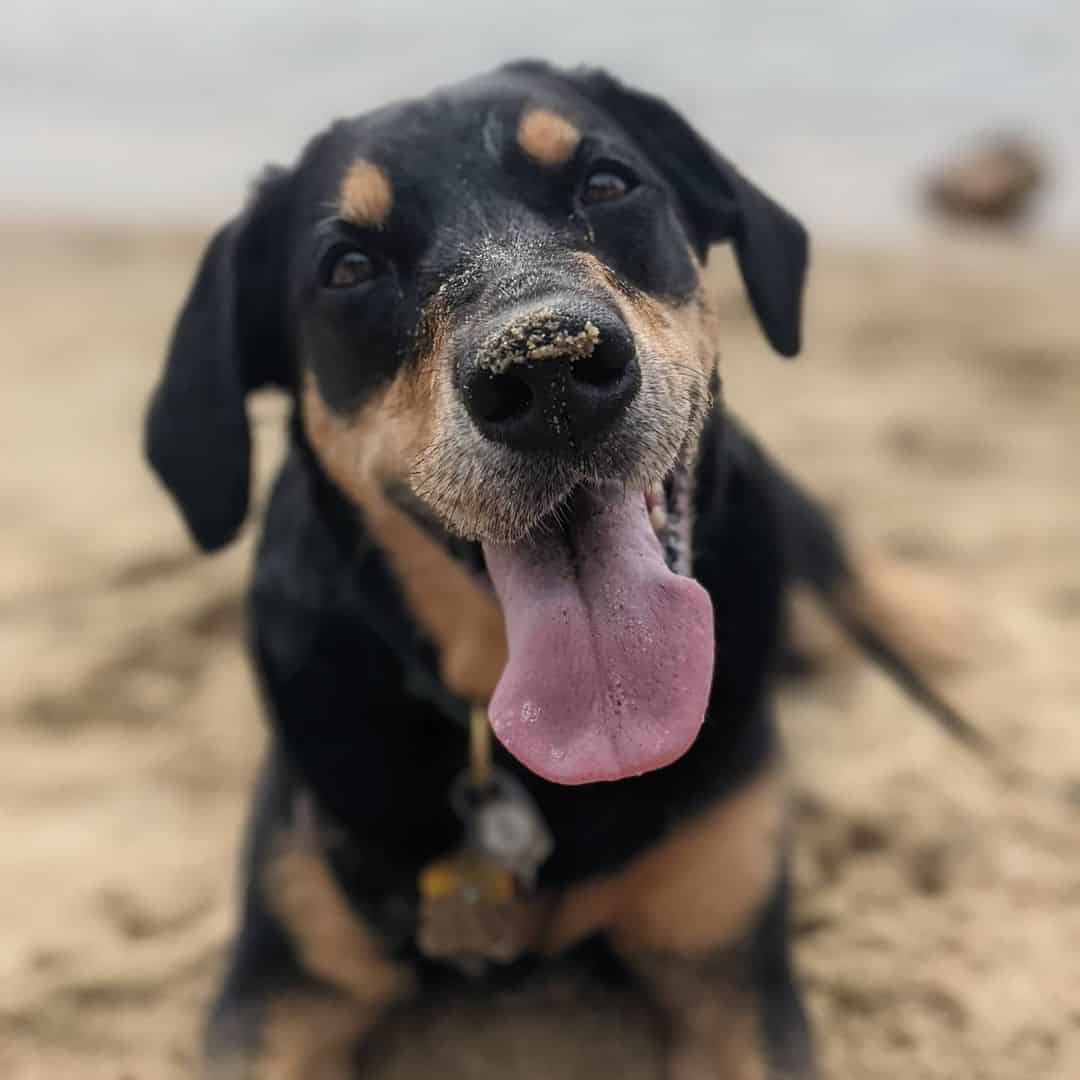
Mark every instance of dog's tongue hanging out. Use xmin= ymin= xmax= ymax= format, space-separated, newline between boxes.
xmin=482 ymin=484 xmax=714 ymax=785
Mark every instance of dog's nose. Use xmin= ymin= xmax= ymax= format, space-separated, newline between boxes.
xmin=462 ymin=308 xmax=639 ymax=455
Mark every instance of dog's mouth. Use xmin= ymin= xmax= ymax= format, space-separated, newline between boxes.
xmin=481 ymin=460 xmax=715 ymax=785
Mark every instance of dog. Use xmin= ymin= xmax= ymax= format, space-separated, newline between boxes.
xmin=146 ymin=60 xmax=974 ymax=1079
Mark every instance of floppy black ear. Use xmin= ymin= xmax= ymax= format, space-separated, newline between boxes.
xmin=561 ymin=67 xmax=809 ymax=357
xmin=145 ymin=168 xmax=294 ymax=550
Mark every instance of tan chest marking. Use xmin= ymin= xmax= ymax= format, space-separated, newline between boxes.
xmin=543 ymin=768 xmax=783 ymax=957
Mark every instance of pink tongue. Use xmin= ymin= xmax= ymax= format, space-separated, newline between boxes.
xmin=482 ymin=485 xmax=714 ymax=785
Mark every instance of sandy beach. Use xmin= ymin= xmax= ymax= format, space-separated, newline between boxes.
xmin=1 ymin=221 xmax=1078 ymax=1078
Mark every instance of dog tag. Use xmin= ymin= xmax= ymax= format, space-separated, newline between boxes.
xmin=453 ymin=768 xmax=554 ymax=889
xmin=416 ymin=768 xmax=553 ymax=970
xmin=418 ymin=850 xmax=533 ymax=969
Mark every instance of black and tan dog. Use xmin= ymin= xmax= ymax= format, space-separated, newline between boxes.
xmin=146 ymin=60 xmax=969 ymax=1079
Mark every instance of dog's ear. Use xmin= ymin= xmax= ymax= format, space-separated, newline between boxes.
xmin=563 ymin=67 xmax=808 ymax=357
xmin=145 ymin=168 xmax=294 ymax=551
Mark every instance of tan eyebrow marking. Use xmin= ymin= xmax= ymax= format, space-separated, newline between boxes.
xmin=516 ymin=108 xmax=581 ymax=168
xmin=338 ymin=159 xmax=393 ymax=227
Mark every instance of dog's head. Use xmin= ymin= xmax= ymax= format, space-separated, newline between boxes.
xmin=147 ymin=62 xmax=808 ymax=784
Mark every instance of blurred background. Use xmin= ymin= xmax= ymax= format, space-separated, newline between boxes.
xmin=2 ymin=3 xmax=1078 ymax=1078
xmin=5 ymin=0 xmax=1080 ymax=236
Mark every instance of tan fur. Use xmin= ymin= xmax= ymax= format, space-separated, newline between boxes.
xmin=669 ymin=999 xmax=767 ymax=1080
xmin=786 ymin=582 xmax=856 ymax=673
xmin=846 ymin=549 xmax=974 ymax=672
xmin=364 ymin=492 xmax=507 ymax=701
xmin=517 ymin=108 xmax=581 ymax=168
xmin=264 ymin=832 xmax=408 ymax=1005
xmin=339 ymin=159 xmax=393 ymax=227
xmin=302 ymin=374 xmax=507 ymax=702
xmin=542 ymin=769 xmax=783 ymax=956
xmin=629 ymin=952 xmax=769 ymax=1080
xmin=786 ymin=548 xmax=974 ymax=677
xmin=578 ymin=250 xmax=719 ymax=391
xmin=204 ymin=994 xmax=371 ymax=1080
xmin=257 ymin=995 xmax=371 ymax=1080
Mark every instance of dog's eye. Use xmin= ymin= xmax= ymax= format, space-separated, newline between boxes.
xmin=580 ymin=167 xmax=637 ymax=206
xmin=323 ymin=249 xmax=377 ymax=289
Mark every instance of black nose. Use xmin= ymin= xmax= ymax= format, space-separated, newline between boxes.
xmin=462 ymin=308 xmax=639 ymax=455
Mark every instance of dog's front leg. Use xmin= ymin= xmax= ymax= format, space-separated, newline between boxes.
xmin=205 ymin=986 xmax=391 ymax=1080
xmin=620 ymin=946 xmax=772 ymax=1080
xmin=203 ymin=756 xmax=413 ymax=1080
xmin=547 ymin=767 xmax=816 ymax=1079
xmin=610 ymin=771 xmax=813 ymax=1079
xmin=614 ymin=923 xmax=816 ymax=1080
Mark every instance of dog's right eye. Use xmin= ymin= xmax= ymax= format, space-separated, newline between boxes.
xmin=322 ymin=248 xmax=377 ymax=289
xmin=579 ymin=163 xmax=639 ymax=207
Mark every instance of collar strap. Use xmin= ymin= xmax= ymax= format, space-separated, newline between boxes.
xmin=469 ymin=703 xmax=493 ymax=790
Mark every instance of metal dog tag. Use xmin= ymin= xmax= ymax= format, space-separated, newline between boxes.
xmin=452 ymin=768 xmax=554 ymax=888
xmin=416 ymin=766 xmax=553 ymax=971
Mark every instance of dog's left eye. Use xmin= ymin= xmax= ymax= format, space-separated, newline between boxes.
xmin=322 ymin=248 xmax=377 ymax=289
xmin=580 ymin=167 xmax=637 ymax=206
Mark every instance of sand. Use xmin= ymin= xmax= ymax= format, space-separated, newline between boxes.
xmin=1 ymin=221 xmax=1077 ymax=1078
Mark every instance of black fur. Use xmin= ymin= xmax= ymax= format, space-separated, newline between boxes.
xmin=146 ymin=168 xmax=294 ymax=550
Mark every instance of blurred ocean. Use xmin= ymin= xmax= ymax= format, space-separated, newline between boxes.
xmin=3 ymin=0 xmax=1078 ymax=238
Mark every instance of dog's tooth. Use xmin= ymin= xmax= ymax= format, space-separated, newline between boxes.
xmin=650 ymin=480 xmax=665 ymax=501
xmin=650 ymin=504 xmax=667 ymax=532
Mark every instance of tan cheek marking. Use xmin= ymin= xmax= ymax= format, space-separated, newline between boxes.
xmin=361 ymin=491 xmax=508 ymax=702
xmin=542 ymin=769 xmax=783 ymax=956
xmin=517 ymin=108 xmax=581 ymax=168
xmin=576 ymin=252 xmax=719 ymax=381
xmin=339 ymin=159 xmax=393 ymax=227
xmin=302 ymin=376 xmax=508 ymax=703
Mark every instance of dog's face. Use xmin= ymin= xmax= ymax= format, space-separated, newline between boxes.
xmin=298 ymin=82 xmax=714 ymax=548
xmin=147 ymin=62 xmax=808 ymax=785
